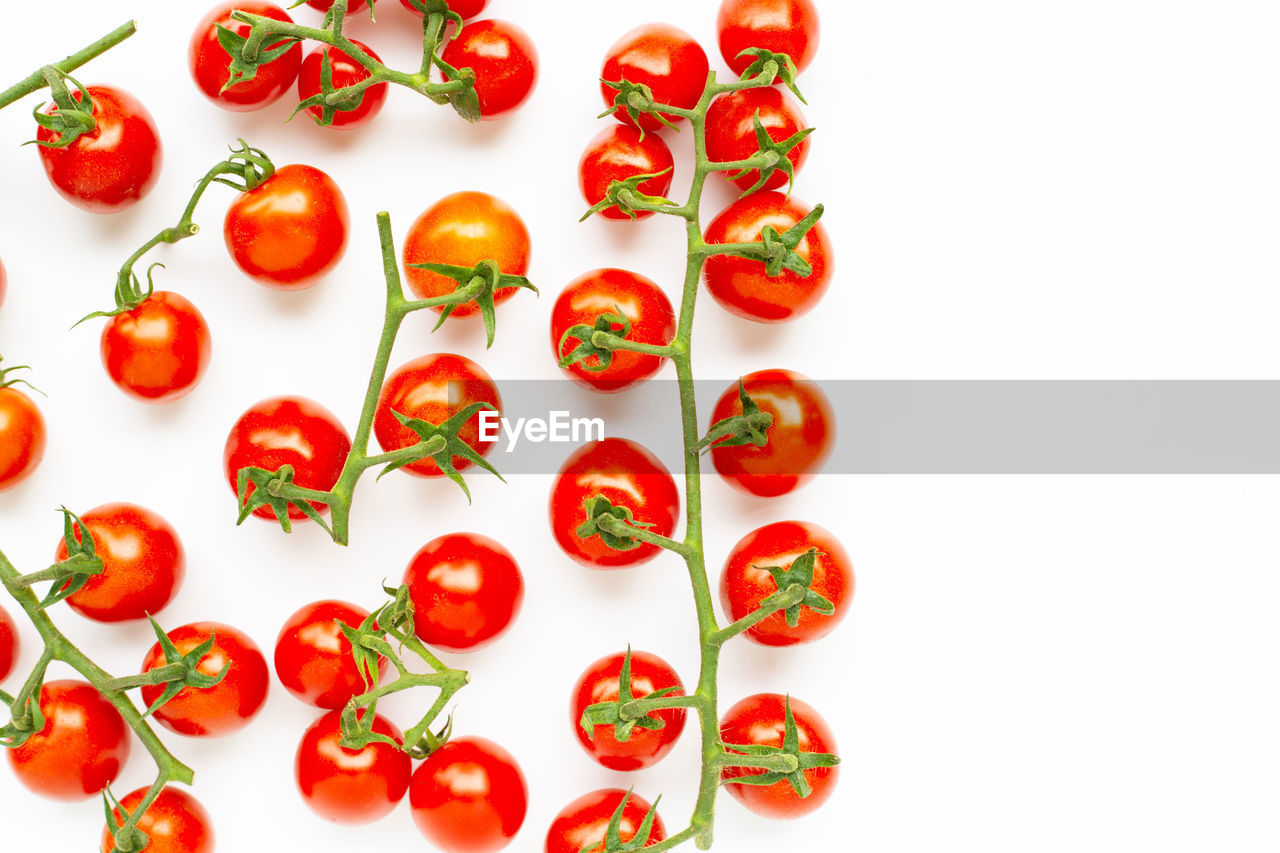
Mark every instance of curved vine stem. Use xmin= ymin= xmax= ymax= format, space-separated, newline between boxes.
xmin=0 ymin=21 xmax=136 ymax=111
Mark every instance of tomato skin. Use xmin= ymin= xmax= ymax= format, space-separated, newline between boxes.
xmin=717 ymin=0 xmax=820 ymax=77
xmin=100 ymin=290 xmax=212 ymax=404
xmin=224 ymin=163 xmax=349 ymax=290
xmin=570 ymin=650 xmax=686 ymax=771
xmin=274 ymin=600 xmax=388 ymax=708
xmin=709 ymin=369 xmax=834 ymax=497
xmin=410 ymin=736 xmax=528 ymax=852
xmin=295 ymin=709 xmax=411 ymax=824
xmin=399 ymin=0 xmax=488 ymax=16
xmin=578 ymin=125 xmax=675 ymax=222
xmin=545 ymin=789 xmax=667 ymax=853
xmin=601 ymin=24 xmax=709 ymax=132
xmin=441 ymin=20 xmax=539 ymax=120
xmin=705 ymin=87 xmax=810 ymax=193
xmin=0 ymin=604 xmax=17 ymax=683
xmin=403 ymin=533 xmax=523 ymax=652
xmin=720 ymin=693 xmax=838 ymax=818
xmin=297 ymin=40 xmax=388 ymax=129
xmin=307 ymin=0 xmax=368 ymax=12
xmin=140 ymin=622 xmax=270 ymax=738
xmin=0 ymin=386 xmax=45 ymax=493
xmin=6 ymin=680 xmax=130 ymax=802
xmin=100 ymin=786 xmax=215 ymax=853
xmin=549 ymin=438 xmax=680 ymax=569
xmin=36 ymin=86 xmax=162 ymax=213
xmin=551 ymin=269 xmax=675 ymax=394
xmin=189 ymin=2 xmax=302 ymax=111
xmin=0 ymin=257 xmax=7 ymax=307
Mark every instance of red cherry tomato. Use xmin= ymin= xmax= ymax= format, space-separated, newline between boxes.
xmin=441 ymin=20 xmax=538 ymax=121
xmin=705 ymin=87 xmax=810 ymax=193
xmin=410 ymin=736 xmax=528 ymax=852
xmin=0 ymin=385 xmax=45 ymax=493
xmin=720 ymin=693 xmax=838 ymax=818
xmin=549 ymin=438 xmax=680 ymax=569
xmin=189 ymin=2 xmax=302 ymax=111
xmin=709 ymin=369 xmax=834 ymax=497
xmin=140 ymin=622 xmax=270 ymax=737
xmin=100 ymin=290 xmax=212 ymax=404
xmin=224 ymin=163 xmax=349 ymax=290
xmin=717 ymin=0 xmax=820 ymax=77
xmin=274 ymin=600 xmax=388 ymax=708
xmin=223 ymin=395 xmax=352 ymax=521
xmin=307 ymin=0 xmax=368 ymax=13
xmin=295 ymin=709 xmax=410 ymax=824
xmin=399 ymin=0 xmax=488 ymax=17
xmin=297 ymin=40 xmax=388 ymax=129
xmin=545 ymin=789 xmax=666 ymax=853
xmin=0 ymin=257 xmax=7 ymax=307
xmin=570 ymin=650 xmax=686 ymax=771
xmin=600 ymin=24 xmax=709 ymax=132
xmin=0 ymin=604 xmax=17 ymax=683
xmin=36 ymin=85 xmax=162 ymax=213
xmin=403 ymin=191 xmax=531 ymax=319
xmin=101 ymin=786 xmax=215 ymax=853
xmin=6 ymin=680 xmax=130 ymax=802
xmin=403 ymin=533 xmax=523 ymax=652
xmin=578 ymin=125 xmax=675 ymax=221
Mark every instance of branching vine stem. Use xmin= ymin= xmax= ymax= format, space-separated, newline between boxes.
xmin=0 ymin=21 xmax=136 ymax=111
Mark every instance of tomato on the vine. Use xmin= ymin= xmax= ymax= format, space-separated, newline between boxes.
xmin=600 ymin=24 xmax=709 ymax=132
xmin=140 ymin=622 xmax=270 ymax=738
xmin=275 ymin=600 xmax=388 ymax=708
xmin=410 ymin=736 xmax=528 ymax=853
xmin=0 ymin=383 xmax=45 ymax=493
xmin=719 ymin=692 xmax=838 ymax=818
xmin=307 ymin=0 xmax=368 ymax=13
xmin=578 ymin=125 xmax=675 ymax=221
xmin=705 ymin=87 xmax=810 ymax=193
xmin=545 ymin=789 xmax=666 ymax=853
xmin=441 ymin=19 xmax=538 ymax=120
xmin=0 ymin=603 xmax=19 ymax=683
xmin=403 ymin=533 xmax=523 ymax=652
xmin=297 ymin=40 xmax=388 ymax=129
xmin=189 ymin=2 xmax=302 ymax=111
xmin=295 ymin=709 xmax=411 ymax=824
xmin=399 ymin=0 xmax=488 ymax=17
xmin=100 ymin=290 xmax=212 ymax=404
xmin=571 ymin=650 xmax=686 ymax=771
xmin=717 ymin=0 xmax=821 ymax=77
xmin=100 ymin=786 xmax=215 ymax=853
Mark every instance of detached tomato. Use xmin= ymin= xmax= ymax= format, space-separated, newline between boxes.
xmin=441 ymin=20 xmax=538 ymax=120
xmin=720 ymin=693 xmax=838 ymax=819
xmin=0 ymin=604 xmax=16 ymax=683
xmin=705 ymin=87 xmax=810 ymax=193
xmin=189 ymin=2 xmax=302 ymax=111
xmin=36 ymin=85 xmax=161 ymax=213
xmin=578 ymin=125 xmax=675 ymax=221
xmin=275 ymin=600 xmax=388 ymax=708
xmin=600 ymin=24 xmax=709 ymax=132
xmin=0 ymin=384 xmax=45 ymax=493
xmin=571 ymin=650 xmax=686 ymax=771
xmin=6 ymin=680 xmax=130 ymax=802
xmin=295 ymin=709 xmax=410 ymax=824
xmin=140 ymin=621 xmax=270 ymax=737
xmin=717 ymin=0 xmax=820 ymax=77
xmin=297 ymin=40 xmax=388 ymax=129
xmin=100 ymin=290 xmax=212 ymax=404
xmin=101 ymin=786 xmax=215 ymax=853
xmin=403 ymin=533 xmax=523 ymax=652
xmin=399 ymin=0 xmax=488 ymax=17
xmin=410 ymin=736 xmax=528 ymax=853
xmin=545 ymin=789 xmax=666 ymax=853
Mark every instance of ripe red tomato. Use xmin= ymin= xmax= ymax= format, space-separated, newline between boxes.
xmin=409 ymin=736 xmax=528 ymax=852
xmin=719 ymin=692 xmax=838 ymax=818
xmin=100 ymin=290 xmax=212 ymax=404
xmin=441 ymin=20 xmax=538 ymax=120
xmin=0 ymin=603 xmax=17 ymax=683
xmin=223 ymin=395 xmax=352 ymax=521
xmin=373 ymin=353 xmax=501 ymax=479
xmin=189 ymin=1 xmax=302 ymax=111
xmin=705 ymin=87 xmax=810 ymax=193
xmin=224 ymin=163 xmax=349 ymax=290
xmin=275 ymin=600 xmax=389 ymax=708
xmin=578 ymin=125 xmax=675 ymax=221
xmin=403 ymin=533 xmax=523 ymax=652
xmin=570 ymin=650 xmax=686 ymax=771
xmin=600 ymin=24 xmax=709 ymax=132
xmin=100 ymin=786 xmax=215 ymax=853
xmin=403 ymin=191 xmax=531 ymax=319
xmin=720 ymin=521 xmax=853 ymax=646
xmin=36 ymin=85 xmax=162 ymax=213
xmin=0 ymin=257 xmax=7 ymax=307
xmin=53 ymin=502 xmax=185 ymax=623
xmin=549 ymin=438 xmax=680 ymax=569
xmin=0 ymin=385 xmax=45 ymax=493
xmin=717 ymin=0 xmax=820 ymax=77
xmin=545 ymin=789 xmax=666 ymax=853
xmin=297 ymin=40 xmax=388 ymax=129
xmin=295 ymin=709 xmax=410 ymax=824
xmin=140 ymin=622 xmax=270 ymax=737
xmin=551 ymin=268 xmax=675 ymax=394
xmin=307 ymin=0 xmax=368 ymax=12
xmin=709 ymin=369 xmax=834 ymax=497
xmin=399 ymin=0 xmax=488 ymax=17
xmin=6 ymin=680 xmax=130 ymax=802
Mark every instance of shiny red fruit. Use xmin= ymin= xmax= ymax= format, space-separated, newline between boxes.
xmin=705 ymin=87 xmax=810 ymax=193
xmin=275 ymin=600 xmax=388 ymax=708
xmin=189 ymin=2 xmax=302 ymax=111
xmin=578 ymin=125 xmax=675 ymax=221
xmin=600 ymin=24 xmax=709 ymax=132
xmin=0 ymin=385 xmax=45 ymax=493
xmin=101 ymin=787 xmax=215 ymax=853
xmin=545 ymin=789 xmax=666 ymax=853
xmin=720 ymin=693 xmax=838 ymax=818
xmin=0 ymin=604 xmax=17 ymax=683
xmin=297 ymin=40 xmax=388 ymax=129
xmin=410 ymin=736 xmax=528 ymax=852
xmin=717 ymin=0 xmax=820 ymax=77
xmin=296 ymin=709 xmax=410 ymax=824
xmin=100 ymin=290 xmax=212 ymax=403
xmin=403 ymin=533 xmax=523 ymax=652
xmin=7 ymin=680 xmax=130 ymax=801
xmin=571 ymin=650 xmax=686 ymax=771
xmin=140 ymin=622 xmax=270 ymax=737
xmin=441 ymin=20 xmax=538 ymax=120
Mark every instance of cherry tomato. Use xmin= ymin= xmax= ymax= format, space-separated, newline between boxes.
xmin=717 ymin=0 xmax=820 ymax=77
xmin=101 ymin=786 xmax=215 ymax=853
xmin=223 ymin=395 xmax=352 ymax=521
xmin=709 ymin=369 xmax=834 ymax=497
xmin=578 ymin=125 xmax=675 ymax=221
xmin=140 ymin=621 xmax=270 ymax=737
xmin=600 ymin=24 xmax=709 ymax=132
xmin=307 ymin=0 xmax=368 ymax=12
xmin=0 ymin=603 xmax=19 ymax=683
xmin=549 ymin=438 xmax=680 ymax=569
xmin=0 ymin=257 xmax=7 ymax=307
xmin=6 ymin=680 xmax=130 ymax=802
xmin=295 ymin=709 xmax=410 ymax=824
xmin=373 ymin=353 xmax=501 ymax=479
xmin=100 ymin=290 xmax=212 ymax=404
xmin=297 ymin=40 xmax=388 ymax=129
xmin=224 ymin=163 xmax=349 ymax=290
xmin=545 ymin=789 xmax=666 ymax=853
xmin=410 ymin=736 xmax=528 ymax=852
xmin=0 ymin=384 xmax=45 ymax=493
xmin=399 ymin=0 xmax=488 ymax=17
xmin=441 ymin=20 xmax=538 ymax=120
xmin=403 ymin=533 xmax=523 ymax=652
xmin=189 ymin=2 xmax=302 ymax=111
xmin=719 ymin=692 xmax=838 ymax=818
xmin=275 ymin=600 xmax=388 ymax=708
xmin=36 ymin=85 xmax=162 ymax=213
xmin=570 ymin=650 xmax=686 ymax=771
xmin=705 ymin=87 xmax=810 ymax=193
xmin=551 ymin=269 xmax=675 ymax=394
xmin=403 ymin=191 xmax=531 ymax=319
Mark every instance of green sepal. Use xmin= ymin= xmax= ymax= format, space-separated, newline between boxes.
xmin=26 ymin=72 xmax=96 ymax=149
xmin=407 ymin=259 xmax=538 ymax=348
xmin=730 ymin=112 xmax=815 ymax=197
xmin=444 ymin=67 xmax=481 ymax=123
xmin=101 ymin=786 xmax=150 ymax=853
xmin=409 ymin=713 xmax=454 ymax=759
xmin=578 ymin=648 xmax=678 ymax=744
xmin=336 ymin=611 xmax=388 ymax=693
xmin=580 ymin=168 xmax=677 ymax=222
xmin=599 ymin=79 xmax=677 ymax=136
xmin=376 ymin=583 xmax=417 ymax=640
xmin=735 ymin=48 xmax=807 ymax=103
xmin=590 ymin=789 xmax=664 ymax=852
xmin=286 ymin=49 xmax=375 ymax=127
xmin=381 ymin=402 xmax=506 ymax=502
xmin=557 ymin=308 xmax=631 ymax=372
xmin=0 ymin=358 xmax=41 ymax=395
xmin=0 ymin=691 xmax=46 ymax=750
xmin=339 ymin=699 xmax=401 ymax=751
xmin=721 ymin=696 xmax=841 ymax=798
xmin=762 ymin=548 xmax=835 ymax=628
xmin=36 ymin=507 xmax=106 ymax=610
xmin=576 ymin=496 xmax=653 ymax=552
xmin=693 ymin=380 xmax=774 ymax=454
xmin=234 ymin=464 xmax=336 ymax=537
xmin=74 ymin=262 xmax=165 ymax=328
xmin=140 ymin=616 xmax=231 ymax=719
xmin=217 ymin=22 xmax=301 ymax=93
xmin=405 ymin=0 xmax=465 ymax=26
xmin=718 ymin=204 xmax=825 ymax=278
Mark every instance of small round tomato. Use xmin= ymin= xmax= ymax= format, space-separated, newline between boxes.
xmin=410 ymin=736 xmax=527 ymax=852
xmin=578 ymin=125 xmax=675 ymax=222
xmin=570 ymin=650 xmax=686 ymax=771
xmin=307 ymin=0 xmax=368 ymax=12
xmin=0 ymin=257 xmax=7 ymax=307
xmin=720 ymin=693 xmax=838 ymax=818
xmin=399 ymin=0 xmax=488 ymax=17
xmin=373 ymin=353 xmax=500 ymax=479
xmin=0 ymin=384 xmax=45 ymax=493
xmin=705 ymin=87 xmax=810 ymax=193
xmin=101 ymin=786 xmax=215 ymax=853
xmin=6 ymin=680 xmax=130 ymax=802
xmin=223 ymin=395 xmax=352 ymax=521
xmin=600 ymin=24 xmax=709 ymax=132
xmin=545 ymin=789 xmax=666 ymax=853
xmin=717 ymin=0 xmax=820 ymax=77
xmin=224 ymin=163 xmax=349 ymax=290
xmin=441 ymin=20 xmax=538 ymax=120
xmin=189 ymin=2 xmax=302 ymax=111
xmin=140 ymin=622 xmax=270 ymax=737
xmin=297 ymin=40 xmax=388 ymax=129
xmin=0 ymin=603 xmax=19 ymax=683
xmin=100 ymin=290 xmax=212 ymax=404
xmin=53 ymin=503 xmax=185 ymax=623
xmin=296 ymin=709 xmax=411 ymax=824
xmin=36 ymin=85 xmax=162 ymax=213
xmin=551 ymin=269 xmax=675 ymax=394
xmin=709 ymin=369 xmax=834 ymax=497
xmin=275 ymin=600 xmax=388 ymax=708
xmin=403 ymin=191 xmax=531 ymax=319
xmin=403 ymin=533 xmax=523 ymax=652
xmin=549 ymin=438 xmax=680 ymax=569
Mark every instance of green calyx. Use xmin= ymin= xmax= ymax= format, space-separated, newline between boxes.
xmin=27 ymin=70 xmax=95 ymax=149
xmin=599 ymin=790 xmax=665 ymax=852
xmin=102 ymin=788 xmax=150 ymax=853
xmin=693 ymin=380 xmax=774 ymax=454
xmin=235 ymin=463 xmax=335 ymax=535
xmin=217 ymin=23 xmax=300 ymax=93
xmin=730 ymin=113 xmax=814 ymax=197
xmin=0 ymin=358 xmax=41 ymax=394
xmin=381 ymin=403 xmax=506 ymax=502
xmin=600 ymin=79 xmax=677 ymax=133
xmin=734 ymin=48 xmax=807 ymax=103
xmin=559 ymin=309 xmax=631 ymax=371
xmin=721 ymin=697 xmax=840 ymax=799
xmin=579 ymin=648 xmax=679 ymax=744
xmin=409 ymin=259 xmax=537 ymax=348
xmin=577 ymin=496 xmax=654 ymax=552
xmin=139 ymin=617 xmax=231 ymax=719
xmin=761 ymin=549 xmax=835 ymax=628
xmin=581 ymin=168 xmax=678 ymax=222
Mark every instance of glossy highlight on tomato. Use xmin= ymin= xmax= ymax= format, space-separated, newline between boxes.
xmin=101 ymin=786 xmax=215 ymax=853
xmin=720 ymin=692 xmax=838 ymax=818
xmin=578 ymin=125 xmax=675 ymax=221
xmin=601 ymin=24 xmax=709 ymax=132
xmin=0 ymin=384 xmax=45 ymax=493
xmin=571 ymin=650 xmax=686 ymax=771
xmin=403 ymin=532 xmax=523 ymax=652
xmin=140 ymin=621 xmax=270 ymax=737
xmin=100 ymin=290 xmax=212 ymax=403
xmin=410 ymin=736 xmax=528 ymax=852
xmin=545 ymin=789 xmax=666 ymax=853
xmin=0 ymin=604 xmax=17 ymax=683
xmin=717 ymin=0 xmax=821 ymax=77
xmin=275 ymin=600 xmax=387 ymax=708
xmin=296 ymin=709 xmax=410 ymax=824
xmin=441 ymin=19 xmax=539 ymax=120
xmin=189 ymin=1 xmax=302 ymax=111
xmin=297 ymin=40 xmax=388 ymax=129
xmin=705 ymin=87 xmax=810 ymax=193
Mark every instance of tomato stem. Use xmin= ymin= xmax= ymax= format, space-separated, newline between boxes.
xmin=0 ymin=21 xmax=136 ymax=111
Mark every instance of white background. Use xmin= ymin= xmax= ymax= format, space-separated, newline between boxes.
xmin=1 ymin=1 xmax=1277 ymax=851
